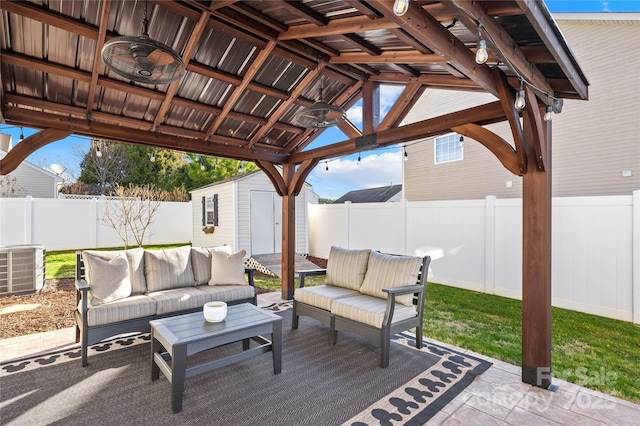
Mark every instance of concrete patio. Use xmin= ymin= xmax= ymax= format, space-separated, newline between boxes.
xmin=1 ymin=292 xmax=638 ymax=426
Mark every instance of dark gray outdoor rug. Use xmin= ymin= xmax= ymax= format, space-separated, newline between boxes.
xmin=0 ymin=302 xmax=491 ymax=425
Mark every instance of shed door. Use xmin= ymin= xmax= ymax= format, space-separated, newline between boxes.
xmin=250 ymin=190 xmax=282 ymax=255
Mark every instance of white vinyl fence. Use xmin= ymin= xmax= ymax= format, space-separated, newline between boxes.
xmin=0 ymin=196 xmax=192 ymax=250
xmin=309 ymin=192 xmax=640 ymax=324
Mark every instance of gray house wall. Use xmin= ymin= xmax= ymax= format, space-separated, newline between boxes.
xmin=1 ymin=150 xmax=60 ymax=198
xmin=403 ymin=14 xmax=640 ymax=201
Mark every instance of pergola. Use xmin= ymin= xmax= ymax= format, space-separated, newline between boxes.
xmin=0 ymin=0 xmax=588 ymax=389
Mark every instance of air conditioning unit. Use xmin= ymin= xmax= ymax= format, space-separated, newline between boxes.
xmin=0 ymin=245 xmax=46 ymax=295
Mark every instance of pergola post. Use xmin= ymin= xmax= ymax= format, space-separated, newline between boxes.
xmin=256 ymin=159 xmax=319 ymax=300
xmin=521 ymin=106 xmax=552 ymax=389
xmin=281 ymin=163 xmax=296 ymax=300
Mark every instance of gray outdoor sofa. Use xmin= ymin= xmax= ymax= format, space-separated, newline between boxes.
xmin=74 ymin=245 xmax=256 ymax=366
xmin=292 ymin=246 xmax=431 ymax=368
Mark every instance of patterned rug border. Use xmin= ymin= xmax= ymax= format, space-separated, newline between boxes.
xmin=1 ymin=300 xmax=493 ymax=425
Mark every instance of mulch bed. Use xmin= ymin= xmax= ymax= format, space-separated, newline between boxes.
xmin=0 ymin=256 xmax=327 ymax=339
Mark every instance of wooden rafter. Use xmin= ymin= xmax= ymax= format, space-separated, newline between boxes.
xmin=278 ymin=16 xmax=399 ymax=40
xmin=152 ymin=11 xmax=211 ymax=131
xmin=441 ymin=0 xmax=555 ymax=102
xmin=331 ymin=51 xmax=446 ymax=64
xmin=370 ymin=0 xmax=499 ymax=97
xmin=376 ymin=83 xmax=423 ymax=132
xmin=249 ymin=65 xmax=322 ymax=147
xmin=493 ymin=68 xmax=527 ymax=174
xmin=86 ymin=0 xmax=111 ymax=117
xmin=205 ymin=41 xmax=277 ymax=140
xmin=515 ymin=0 xmax=588 ymax=99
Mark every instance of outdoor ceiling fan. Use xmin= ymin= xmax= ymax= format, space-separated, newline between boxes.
xmin=101 ymin=0 xmax=185 ymax=84
xmin=295 ymin=69 xmax=346 ymax=128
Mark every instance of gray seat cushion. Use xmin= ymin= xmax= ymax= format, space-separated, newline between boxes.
xmin=194 ymin=284 xmax=255 ymax=304
xmin=293 ymin=285 xmax=359 ymax=311
xmin=83 ymin=295 xmax=157 ymax=327
xmin=331 ymin=294 xmax=417 ymax=328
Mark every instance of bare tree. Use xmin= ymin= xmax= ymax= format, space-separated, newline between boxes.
xmin=78 ymin=139 xmax=127 ymax=194
xmin=0 ymin=175 xmax=26 ymax=198
xmin=101 ymin=184 xmax=167 ymax=248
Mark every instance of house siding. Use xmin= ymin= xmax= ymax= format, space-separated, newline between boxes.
xmin=403 ymin=16 xmax=640 ymax=201
xmin=1 ymin=153 xmax=58 ymax=198
xmin=190 ymin=171 xmax=315 ymax=256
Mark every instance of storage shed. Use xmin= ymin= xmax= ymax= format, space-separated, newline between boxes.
xmin=190 ymin=170 xmax=318 ymax=256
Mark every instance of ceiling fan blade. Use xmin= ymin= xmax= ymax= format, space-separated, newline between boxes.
xmin=147 ymin=48 xmax=177 ymax=66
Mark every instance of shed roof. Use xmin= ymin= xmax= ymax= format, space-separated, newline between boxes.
xmin=333 ymin=184 xmax=402 ymax=203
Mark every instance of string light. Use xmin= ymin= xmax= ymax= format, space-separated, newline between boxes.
xmin=393 ymin=0 xmax=409 ymax=16
xmin=19 ymin=127 xmax=24 ymax=140
xmin=544 ymin=104 xmax=553 ymax=122
xmin=95 ymin=145 xmax=102 ymax=158
xmin=149 ymin=151 xmax=155 ymax=162
xmin=325 ymin=161 xmax=329 ymax=172
xmin=475 ymin=25 xmax=488 ymax=65
xmin=403 ymin=145 xmax=408 ymax=161
xmin=357 ymin=153 xmax=361 ymax=165
xmin=514 ymin=79 xmax=526 ymax=111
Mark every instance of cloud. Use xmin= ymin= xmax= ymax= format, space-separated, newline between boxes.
xmin=344 ymin=84 xmax=405 ymax=129
xmin=307 ymin=150 xmax=403 ymax=198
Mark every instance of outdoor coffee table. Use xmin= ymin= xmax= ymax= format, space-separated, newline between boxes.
xmin=150 ymin=303 xmax=282 ymax=413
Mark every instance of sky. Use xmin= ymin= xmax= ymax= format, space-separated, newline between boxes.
xmin=1 ymin=0 xmax=637 ymax=199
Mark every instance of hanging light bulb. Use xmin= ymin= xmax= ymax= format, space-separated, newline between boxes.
xmin=393 ymin=0 xmax=410 ymax=16
xmin=150 ymin=151 xmax=155 ymax=162
xmin=200 ymin=160 xmax=205 ymax=171
xmin=475 ymin=37 xmax=488 ymax=65
xmin=403 ymin=146 xmax=408 ymax=161
xmin=357 ymin=153 xmax=361 ymax=165
xmin=514 ymin=80 xmax=526 ymax=111
xmin=19 ymin=127 xmax=24 ymax=140
xmin=544 ymin=104 xmax=553 ymax=121
xmin=459 ymin=135 xmax=464 ymax=147
xmin=96 ymin=145 xmax=102 ymax=158
xmin=325 ymin=161 xmax=329 ymax=172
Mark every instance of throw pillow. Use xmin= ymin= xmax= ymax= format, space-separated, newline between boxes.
xmin=209 ymin=249 xmax=247 ymax=286
xmin=359 ymin=251 xmax=423 ymax=306
xmin=325 ymin=246 xmax=371 ymax=290
xmin=144 ymin=246 xmax=195 ymax=292
xmin=191 ymin=245 xmax=234 ymax=285
xmin=83 ymin=253 xmax=132 ymax=306
xmin=82 ymin=247 xmax=146 ymax=294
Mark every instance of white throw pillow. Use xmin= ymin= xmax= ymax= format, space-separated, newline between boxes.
xmin=82 ymin=247 xmax=146 ymax=294
xmin=191 ymin=245 xmax=234 ymax=285
xmin=83 ymin=253 xmax=132 ymax=306
xmin=209 ymin=249 xmax=247 ymax=286
xmin=325 ymin=246 xmax=371 ymax=290
xmin=359 ymin=251 xmax=423 ymax=306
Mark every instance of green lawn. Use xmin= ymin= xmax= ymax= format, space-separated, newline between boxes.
xmin=46 ymin=250 xmax=639 ymax=402
xmin=45 ymin=244 xmax=189 ymax=279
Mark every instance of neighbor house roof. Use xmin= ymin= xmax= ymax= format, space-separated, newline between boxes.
xmin=334 ymin=184 xmax=402 ymax=203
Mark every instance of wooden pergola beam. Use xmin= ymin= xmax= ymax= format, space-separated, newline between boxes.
xmin=331 ymin=51 xmax=446 ymax=64
xmin=369 ymin=0 xmax=499 ymax=97
xmin=451 ymin=124 xmax=521 ymax=175
xmin=290 ymin=101 xmax=506 ymax=163
xmin=278 ymin=16 xmax=399 ymax=40
xmin=0 ymin=129 xmax=72 ymax=175
xmin=3 ymin=107 xmax=287 ymax=164
xmin=86 ymin=0 xmax=111 ymax=116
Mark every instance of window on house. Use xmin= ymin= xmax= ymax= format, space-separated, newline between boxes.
xmin=434 ymin=133 xmax=463 ymax=164
xmin=202 ymin=194 xmax=218 ymax=226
